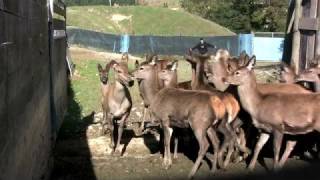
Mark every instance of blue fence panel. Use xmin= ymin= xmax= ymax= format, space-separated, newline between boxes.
xmin=238 ymin=34 xmax=253 ymax=56
xmin=253 ymin=37 xmax=284 ymax=62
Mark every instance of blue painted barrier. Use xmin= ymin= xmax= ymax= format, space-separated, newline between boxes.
xmin=120 ymin=34 xmax=130 ymax=53
xmin=253 ymin=37 xmax=284 ymax=62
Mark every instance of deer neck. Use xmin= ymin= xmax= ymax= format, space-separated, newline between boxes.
xmin=164 ymin=72 xmax=178 ymax=88
xmin=139 ymin=70 xmax=160 ymax=105
xmin=193 ymin=61 xmax=206 ymax=89
xmin=190 ymin=64 xmax=197 ymax=89
xmin=237 ymin=71 xmax=262 ymax=118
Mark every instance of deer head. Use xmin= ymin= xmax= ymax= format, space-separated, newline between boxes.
xmin=223 ymin=55 xmax=256 ymax=85
xmin=112 ymin=60 xmax=134 ymax=87
xmin=98 ymin=60 xmax=134 ymax=87
xmin=158 ymin=60 xmax=178 ymax=87
xmin=97 ymin=63 xmax=111 ymax=84
xmin=133 ymin=59 xmax=157 ymax=80
xmin=279 ymin=62 xmax=296 ymax=83
xmin=121 ymin=53 xmax=129 ymax=64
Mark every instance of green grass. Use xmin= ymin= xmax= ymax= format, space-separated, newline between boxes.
xmin=67 ymin=5 xmax=235 ymax=36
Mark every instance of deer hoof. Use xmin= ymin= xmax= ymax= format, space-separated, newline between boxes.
xmin=247 ymin=164 xmax=255 ymax=171
xmin=114 ymin=147 xmax=123 ymax=156
xmin=162 ymin=160 xmax=172 ymax=170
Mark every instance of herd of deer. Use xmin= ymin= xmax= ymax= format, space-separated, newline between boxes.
xmin=96 ymin=50 xmax=320 ymax=179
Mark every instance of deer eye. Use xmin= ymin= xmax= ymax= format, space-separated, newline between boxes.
xmin=235 ymin=71 xmax=240 ymax=76
xmin=139 ymin=67 xmax=144 ymax=70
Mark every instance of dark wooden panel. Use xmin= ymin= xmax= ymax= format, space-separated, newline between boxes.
xmin=53 ymin=18 xmax=65 ymax=30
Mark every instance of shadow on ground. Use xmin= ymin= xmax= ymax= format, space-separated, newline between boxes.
xmin=50 ymin=78 xmax=97 ymax=180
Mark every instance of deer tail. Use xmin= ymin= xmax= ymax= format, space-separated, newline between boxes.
xmin=210 ymin=96 xmax=226 ymax=121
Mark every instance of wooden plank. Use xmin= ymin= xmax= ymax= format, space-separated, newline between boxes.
xmin=315 ymin=0 xmax=320 ymax=62
xmin=291 ymin=0 xmax=302 ymax=73
xmin=299 ymin=17 xmax=318 ymax=30
xmin=306 ymin=0 xmax=318 ymax=67
xmin=0 ymin=0 xmax=4 ymax=10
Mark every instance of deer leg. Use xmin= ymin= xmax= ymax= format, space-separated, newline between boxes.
xmin=173 ymin=137 xmax=179 ymax=159
xmin=279 ymin=140 xmax=297 ymax=167
xmin=224 ymin=142 xmax=235 ymax=168
xmin=138 ymin=107 xmax=148 ymax=135
xmin=217 ymin=118 xmax=235 ymax=169
xmin=162 ymin=125 xmax=173 ymax=169
xmin=272 ymin=130 xmax=283 ymax=169
xmin=100 ymin=110 xmax=107 ymax=136
xmin=206 ymin=127 xmax=220 ymax=173
xmin=248 ymin=133 xmax=270 ymax=171
xmin=188 ymin=129 xmax=210 ymax=179
xmin=114 ymin=113 xmax=129 ymax=155
xmin=234 ymin=127 xmax=248 ymax=163
xmin=106 ymin=113 xmax=115 ymax=153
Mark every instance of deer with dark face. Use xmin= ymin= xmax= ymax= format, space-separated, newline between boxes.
xmin=134 ymin=60 xmax=226 ymax=178
xmin=98 ymin=60 xmax=134 ymax=155
xmin=224 ymin=56 xmax=320 ymax=170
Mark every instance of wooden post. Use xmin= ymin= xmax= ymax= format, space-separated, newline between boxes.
xmin=291 ymin=0 xmax=302 ymax=74
xmin=316 ymin=0 xmax=320 ymax=64
xmin=306 ymin=0 xmax=318 ymax=67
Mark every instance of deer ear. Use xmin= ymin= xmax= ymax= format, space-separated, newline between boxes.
xmin=246 ymin=55 xmax=256 ymax=71
xmin=109 ymin=60 xmax=119 ymax=69
xmin=150 ymin=57 xmax=157 ymax=65
xmin=97 ymin=64 xmax=103 ymax=72
xmin=171 ymin=61 xmax=178 ymax=71
xmin=135 ymin=60 xmax=139 ymax=69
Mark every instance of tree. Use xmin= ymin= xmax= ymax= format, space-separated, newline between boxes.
xmin=180 ymin=0 xmax=288 ymax=33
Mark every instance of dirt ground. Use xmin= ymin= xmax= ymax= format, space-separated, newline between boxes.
xmin=51 ymin=118 xmax=314 ymax=180
xmin=51 ymin=47 xmax=318 ymax=180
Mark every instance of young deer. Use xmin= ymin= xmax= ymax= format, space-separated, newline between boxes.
xmin=134 ymin=61 xmax=225 ymax=178
xmin=98 ymin=60 xmax=134 ymax=155
xmin=224 ymin=56 xmax=320 ymax=170
xmin=136 ymin=54 xmax=175 ymax=134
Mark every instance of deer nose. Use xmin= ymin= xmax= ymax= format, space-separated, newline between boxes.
xmin=101 ymin=77 xmax=108 ymax=84
xmin=128 ymin=79 xmax=134 ymax=87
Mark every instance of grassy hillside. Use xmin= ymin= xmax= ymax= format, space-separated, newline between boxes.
xmin=67 ymin=6 xmax=235 ymax=36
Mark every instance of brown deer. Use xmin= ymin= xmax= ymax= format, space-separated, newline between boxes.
xmin=136 ymin=54 xmax=175 ymax=134
xmin=98 ymin=60 xmax=134 ymax=155
xmin=184 ymin=52 xmax=251 ymax=168
xmin=134 ymin=60 xmax=226 ymax=178
xmin=223 ymin=55 xmax=320 ymax=170
xmin=206 ymin=51 xmax=314 ymax=166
